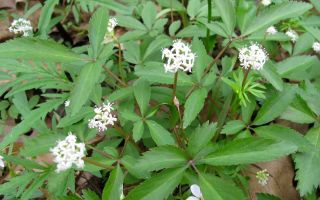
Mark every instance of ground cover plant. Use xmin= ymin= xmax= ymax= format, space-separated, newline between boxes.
xmin=0 ymin=0 xmax=320 ymax=199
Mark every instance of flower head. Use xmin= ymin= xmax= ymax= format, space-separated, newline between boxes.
xmin=256 ymin=169 xmax=270 ymax=186
xmin=0 ymin=156 xmax=5 ymax=168
xmin=187 ymin=184 xmax=203 ymax=200
xmin=88 ymin=101 xmax=117 ymax=132
xmin=266 ymin=26 xmax=277 ymax=35
xmin=107 ymin=17 xmax=118 ymax=33
xmin=50 ymin=133 xmax=86 ymax=173
xmin=238 ymin=43 xmax=268 ymax=70
xmin=8 ymin=18 xmax=33 ymax=37
xmin=64 ymin=100 xmax=70 ymax=107
xmin=261 ymin=0 xmax=271 ymax=6
xmin=285 ymin=29 xmax=298 ymax=43
xmin=161 ymin=39 xmax=196 ymax=73
xmin=312 ymin=42 xmax=320 ymax=53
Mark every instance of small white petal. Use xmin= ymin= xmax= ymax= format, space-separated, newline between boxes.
xmin=186 ymin=196 xmax=200 ymax=200
xmin=190 ymin=184 xmax=202 ymax=198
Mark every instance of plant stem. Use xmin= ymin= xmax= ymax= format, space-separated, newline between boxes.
xmin=103 ymin=65 xmax=127 ymax=87
xmin=206 ymin=0 xmax=212 ymax=38
xmin=241 ymin=67 xmax=251 ymax=89
xmin=116 ymin=40 xmax=126 ymax=83
xmin=83 ymin=157 xmax=114 ymax=170
xmin=172 ymin=72 xmax=179 ymax=102
xmin=86 ymin=144 xmax=116 ymax=160
xmin=189 ymin=160 xmax=200 ymax=175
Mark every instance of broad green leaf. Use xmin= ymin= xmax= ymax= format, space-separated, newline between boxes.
xmin=102 ymin=165 xmax=124 ymax=200
xmin=48 ymin=169 xmax=74 ymax=196
xmin=108 ymin=86 xmax=133 ymax=102
xmin=82 ymin=189 xmax=100 ymax=200
xmin=293 ymin=33 xmax=314 ymax=56
xmin=303 ymin=25 xmax=320 ymax=42
xmin=117 ymin=15 xmax=146 ymax=31
xmin=133 ymin=120 xmax=145 ymax=142
xmin=294 ymin=127 xmax=320 ymax=196
xmin=21 ymin=172 xmax=49 ymax=200
xmin=214 ymin=0 xmax=236 ymax=35
xmin=133 ymin=78 xmax=151 ymax=116
xmin=70 ymin=62 xmax=102 ymax=115
xmin=0 ymin=38 xmax=84 ymax=63
xmin=253 ymin=85 xmax=296 ymax=125
xmin=38 ymin=0 xmax=59 ymax=38
xmin=255 ymin=125 xmax=312 ymax=152
xmin=0 ymin=98 xmax=64 ymax=149
xmin=137 ymin=145 xmax=188 ymax=172
xmin=86 ymin=0 xmax=132 ymax=14
xmin=243 ymin=2 xmax=312 ymax=36
xmin=58 ymin=107 xmax=92 ymax=128
xmin=1 ymin=154 xmax=45 ymax=170
xmin=276 ymin=56 xmax=317 ymax=77
xmin=20 ymin=133 xmax=63 ymax=157
xmin=141 ymin=1 xmax=157 ymax=29
xmin=183 ymin=88 xmax=208 ymax=128
xmin=146 ymin=120 xmax=175 ymax=146
xmin=187 ymin=0 xmax=202 ymax=18
xmin=188 ymin=122 xmax=217 ymax=155
xmin=169 ymin=20 xmax=181 ymax=36
xmin=89 ymin=7 xmax=108 ymax=59
xmin=259 ymin=61 xmax=283 ymax=91
xmin=121 ymin=155 xmax=150 ymax=179
xmin=143 ymin=35 xmax=171 ymax=60
xmin=202 ymin=137 xmax=297 ymax=166
xmin=125 ymin=167 xmax=186 ymax=200
xmin=256 ymin=193 xmax=281 ymax=200
xmin=200 ymin=173 xmax=246 ymax=200
xmin=156 ymin=0 xmax=185 ymax=11
xmin=221 ymin=120 xmax=246 ymax=135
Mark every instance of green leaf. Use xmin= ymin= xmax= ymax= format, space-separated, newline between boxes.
xmin=133 ymin=120 xmax=145 ymax=142
xmin=276 ymin=56 xmax=317 ymax=77
xmin=121 ymin=155 xmax=150 ymax=179
xmin=0 ymin=98 xmax=63 ymax=149
xmin=256 ymin=193 xmax=281 ymax=200
xmin=108 ymin=86 xmax=133 ymax=102
xmin=214 ymin=0 xmax=236 ymax=35
xmin=70 ymin=62 xmax=102 ymax=115
xmin=86 ymin=0 xmax=132 ymax=14
xmin=143 ymin=35 xmax=171 ymax=61
xmin=253 ymin=85 xmax=296 ymax=125
xmin=188 ymin=122 xmax=217 ymax=155
xmin=187 ymin=0 xmax=202 ymax=18
xmin=141 ymin=1 xmax=157 ymax=29
xmin=1 ymin=154 xmax=45 ymax=170
xmin=243 ymin=2 xmax=312 ymax=36
xmin=117 ymin=15 xmax=146 ymax=31
xmin=102 ymin=165 xmax=124 ymax=200
xmin=156 ymin=0 xmax=185 ymax=11
xmin=125 ymin=167 xmax=186 ymax=200
xmin=137 ymin=146 xmax=188 ymax=172
xmin=202 ymin=137 xmax=297 ymax=166
xmin=89 ymin=7 xmax=108 ymax=59
xmin=20 ymin=133 xmax=63 ymax=157
xmin=294 ymin=127 xmax=320 ymax=196
xmin=82 ymin=189 xmax=100 ymax=200
xmin=183 ymin=88 xmax=208 ymax=128
xmin=259 ymin=61 xmax=283 ymax=91
xmin=303 ymin=25 xmax=320 ymax=42
xmin=169 ymin=20 xmax=181 ymax=36
xmin=293 ymin=33 xmax=314 ymax=56
xmin=255 ymin=125 xmax=312 ymax=152
xmin=133 ymin=78 xmax=151 ymax=116
xmin=0 ymin=38 xmax=84 ymax=63
xmin=199 ymin=173 xmax=246 ymax=200
xmin=221 ymin=120 xmax=246 ymax=135
xmin=48 ymin=169 xmax=74 ymax=196
xmin=146 ymin=120 xmax=175 ymax=146
xmin=21 ymin=172 xmax=49 ymax=200
xmin=37 ymin=0 xmax=59 ymax=38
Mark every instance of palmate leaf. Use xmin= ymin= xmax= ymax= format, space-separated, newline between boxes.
xmin=202 ymin=137 xmax=297 ymax=166
xmin=199 ymin=173 xmax=246 ymax=200
xmin=243 ymin=2 xmax=312 ymax=36
xmin=70 ymin=62 xmax=102 ymax=115
xmin=146 ymin=120 xmax=175 ymax=146
xmin=102 ymin=165 xmax=123 ymax=200
xmin=48 ymin=169 xmax=75 ymax=197
xmin=137 ymin=145 xmax=188 ymax=172
xmin=214 ymin=0 xmax=236 ymax=35
xmin=276 ymin=56 xmax=318 ymax=78
xmin=0 ymin=38 xmax=84 ymax=63
xmin=124 ymin=167 xmax=186 ymax=200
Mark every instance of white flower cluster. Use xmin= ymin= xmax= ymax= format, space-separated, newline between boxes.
xmin=261 ymin=0 xmax=272 ymax=6
xmin=162 ymin=39 xmax=196 ymax=73
xmin=50 ymin=133 xmax=85 ymax=173
xmin=285 ymin=29 xmax=299 ymax=43
xmin=8 ymin=18 xmax=33 ymax=37
xmin=256 ymin=169 xmax=270 ymax=186
xmin=238 ymin=43 xmax=268 ymax=70
xmin=0 ymin=155 xmax=5 ymax=168
xmin=64 ymin=100 xmax=70 ymax=107
xmin=266 ymin=26 xmax=277 ymax=35
xmin=187 ymin=184 xmax=203 ymax=200
xmin=312 ymin=42 xmax=320 ymax=53
xmin=88 ymin=101 xmax=117 ymax=132
xmin=108 ymin=17 xmax=118 ymax=33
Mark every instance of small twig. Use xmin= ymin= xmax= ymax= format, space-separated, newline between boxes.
xmin=241 ymin=66 xmax=251 ymax=89
xmin=172 ymin=72 xmax=179 ymax=102
xmin=83 ymin=157 xmax=114 ymax=170
xmin=103 ymin=65 xmax=127 ymax=87
xmin=86 ymin=144 xmax=116 ymax=160
xmin=189 ymin=160 xmax=200 ymax=175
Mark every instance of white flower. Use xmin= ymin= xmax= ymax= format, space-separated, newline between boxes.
xmin=64 ymin=100 xmax=70 ymax=107
xmin=107 ymin=17 xmax=118 ymax=33
xmin=8 ymin=18 xmax=33 ymax=37
xmin=50 ymin=133 xmax=86 ymax=173
xmin=88 ymin=101 xmax=117 ymax=132
xmin=0 ymin=156 xmax=5 ymax=168
xmin=261 ymin=0 xmax=271 ymax=6
xmin=120 ymin=185 xmax=125 ymax=200
xmin=266 ymin=26 xmax=277 ymax=35
xmin=162 ymin=39 xmax=196 ymax=73
xmin=285 ymin=29 xmax=298 ymax=43
xmin=238 ymin=43 xmax=268 ymax=70
xmin=256 ymin=169 xmax=270 ymax=186
xmin=187 ymin=184 xmax=203 ymax=200
xmin=312 ymin=42 xmax=320 ymax=53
